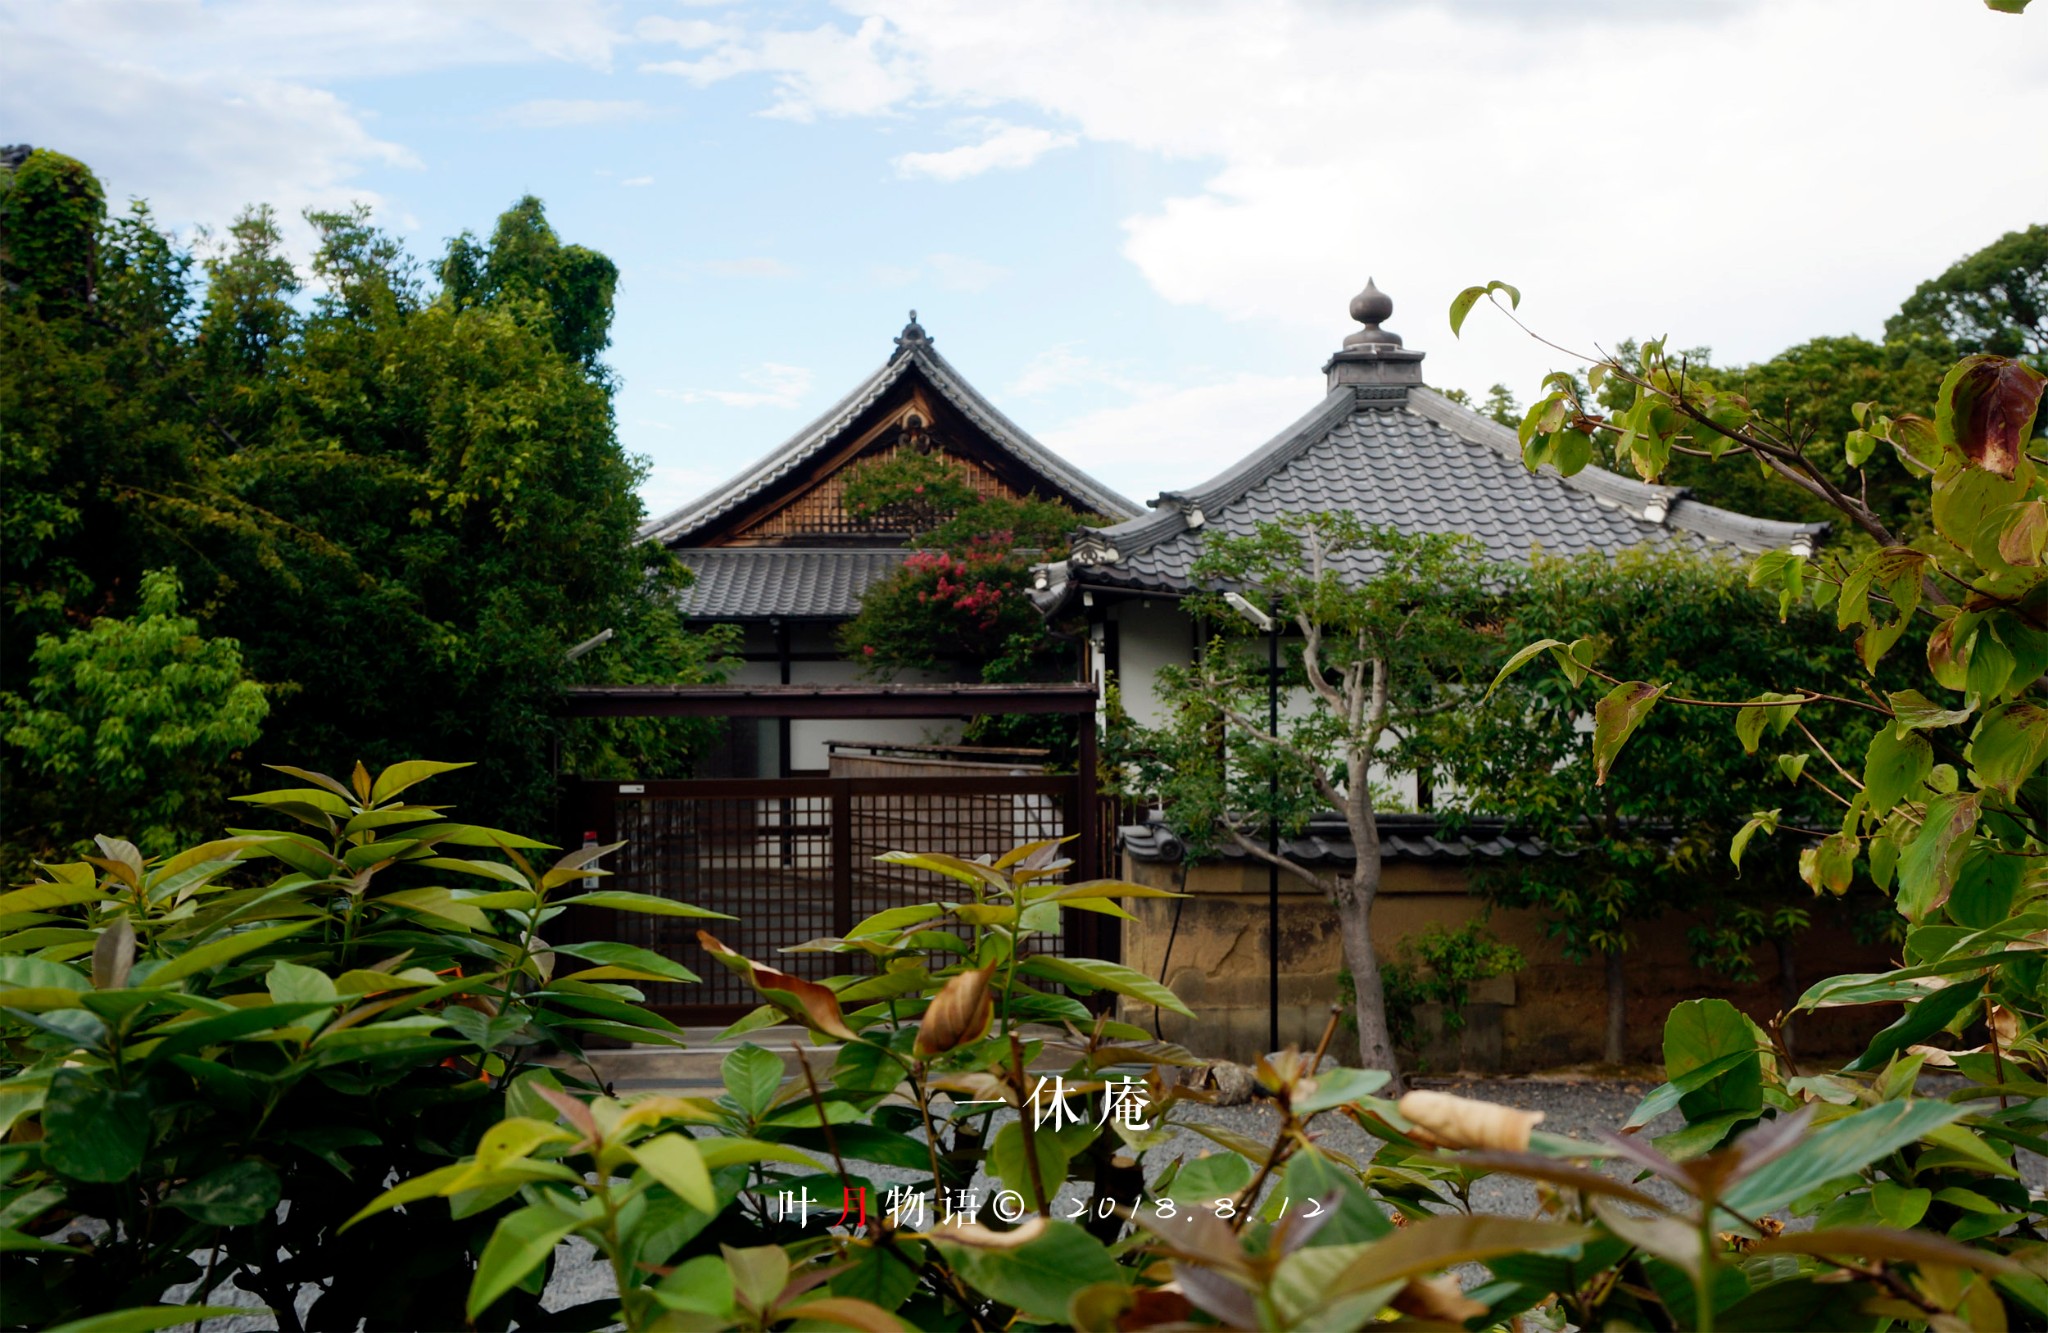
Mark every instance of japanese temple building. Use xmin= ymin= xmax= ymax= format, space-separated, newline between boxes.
xmin=639 ymin=313 xmax=1137 ymax=776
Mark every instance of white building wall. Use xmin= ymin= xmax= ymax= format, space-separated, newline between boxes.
xmin=1106 ymin=597 xmax=1425 ymax=810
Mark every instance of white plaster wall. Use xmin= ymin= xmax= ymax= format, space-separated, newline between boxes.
xmin=786 ymin=656 xmax=963 ymax=772
xmin=1109 ymin=599 xmax=1193 ymax=729
xmin=1108 ymin=600 xmax=1427 ymax=809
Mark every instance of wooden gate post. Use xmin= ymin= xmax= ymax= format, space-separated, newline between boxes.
xmin=829 ymin=779 xmax=854 ymax=938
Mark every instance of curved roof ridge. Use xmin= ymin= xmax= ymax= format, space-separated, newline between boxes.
xmin=1404 ymin=387 xmax=1827 ymax=551
xmin=1085 ymin=386 xmax=1356 ymax=552
xmin=639 ymin=356 xmax=909 ymax=545
xmin=910 ymin=343 xmax=1141 ymax=520
xmin=640 ymin=341 xmax=1140 ymax=548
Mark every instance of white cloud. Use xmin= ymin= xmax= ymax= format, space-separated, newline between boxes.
xmin=640 ymin=14 xmax=916 ymax=120
xmin=658 ymin=363 xmax=815 ymax=409
xmin=702 ymin=257 xmax=799 ymax=278
xmin=894 ymin=124 xmax=1075 ymax=181
xmin=620 ymin=175 xmax=656 ymax=187
xmin=0 ymin=0 xmax=623 ymax=242
xmin=1006 ymin=344 xmax=1153 ymax=399
xmin=1040 ymin=373 xmax=1323 ymax=501
xmin=495 ymin=98 xmax=655 ymax=128
xmin=675 ymin=0 xmax=2048 ymax=393
xmin=634 ymin=16 xmax=741 ymax=49
xmin=1 ymin=30 xmax=418 ymax=246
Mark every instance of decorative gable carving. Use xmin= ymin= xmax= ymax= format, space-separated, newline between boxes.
xmin=719 ymin=398 xmax=1028 ymax=546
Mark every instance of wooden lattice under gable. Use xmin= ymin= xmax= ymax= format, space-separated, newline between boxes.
xmin=725 ymin=399 xmax=1026 ymax=544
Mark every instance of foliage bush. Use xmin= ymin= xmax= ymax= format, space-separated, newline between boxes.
xmin=839 ymin=449 xmax=1099 ymax=757
xmin=10 ymin=808 xmax=2048 ymax=1329
xmin=2 ymin=568 xmax=268 ymax=869
xmin=1340 ymin=920 xmax=1526 ymax=1055
xmin=0 ymin=760 xmax=714 ymax=1329
xmin=1 ymin=149 xmax=732 ymax=858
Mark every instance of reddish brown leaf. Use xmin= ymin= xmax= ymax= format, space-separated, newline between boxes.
xmin=1940 ymin=354 xmax=2046 ymax=479
xmin=914 ymin=963 xmax=995 ymax=1057
xmin=697 ymin=931 xmax=858 ymax=1040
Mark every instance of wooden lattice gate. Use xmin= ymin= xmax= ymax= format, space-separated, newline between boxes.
xmin=562 ymin=775 xmax=1114 ymax=1024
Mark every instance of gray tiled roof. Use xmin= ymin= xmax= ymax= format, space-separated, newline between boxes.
xmin=1045 ymin=385 xmax=1826 ymax=601
xmin=676 ymin=548 xmax=908 ymax=620
xmin=1120 ymin=813 xmax=1548 ymax=865
xmin=640 ymin=339 xmax=1139 ymax=548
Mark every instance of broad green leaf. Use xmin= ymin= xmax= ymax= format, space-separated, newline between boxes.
xmin=1485 ymin=639 xmax=1567 ymax=699
xmin=1734 ymin=693 xmax=1804 ymax=755
xmin=1890 ymin=688 xmax=1973 ymax=733
xmin=148 ymin=922 xmax=313 ymax=985
xmin=47 ymin=1307 xmax=267 ymax=1333
xmin=555 ymin=890 xmax=734 ymax=919
xmin=716 ymin=1243 xmax=788 ymax=1315
xmin=551 ymin=940 xmax=699 ymax=983
xmin=1171 ymin=1151 xmax=1254 ymax=1202
xmin=1798 ymin=833 xmax=1858 ymax=896
xmin=340 ymin=1162 xmax=472 ymax=1231
xmin=1276 ymin=1149 xmax=1393 ymax=1243
xmin=0 ymin=955 xmax=90 ymax=993
xmin=1843 ymin=974 xmax=1980 ymax=1073
xmin=41 ymin=1068 xmax=150 ymax=1182
xmin=1662 ymin=999 xmax=1763 ymax=1123
xmin=1294 ymin=1066 xmax=1391 ymax=1114
xmin=935 ymin=1219 xmax=1120 ymax=1322
xmin=1750 ymin=1222 xmax=2021 ymax=1274
xmin=369 ymin=759 xmax=473 ymax=804
xmin=266 ymin=960 xmax=338 ymax=1006
xmin=631 ymin=1134 xmax=716 ymax=1212
xmin=1722 ymin=1100 xmax=1968 ymax=1217
xmin=695 ymin=1138 xmax=822 ymax=1172
xmin=1895 ymin=792 xmax=1980 ymax=920
xmin=372 ymin=887 xmax=486 ymax=930
xmin=871 ymin=851 xmax=1007 ymax=890
xmin=1861 ymin=725 xmax=1932 ymax=812
xmin=1448 ymin=285 xmax=1488 ymax=337
xmin=1017 ymin=955 xmax=1195 ymax=1017
xmin=1729 ymin=810 xmax=1779 ymax=870
xmin=417 ymin=856 xmax=530 ymax=887
xmin=1328 ymin=1215 xmax=1592 ymax=1296
xmin=468 ymin=1203 xmax=580 ymax=1319
xmin=1592 ymin=681 xmax=1666 ymax=785
xmin=164 ymin=1159 xmax=281 ymax=1226
xmin=1971 ymin=701 xmax=2048 ymax=800
xmin=847 ymin=903 xmax=948 ymax=939
xmin=988 ymin=1120 xmax=1068 ymax=1210
xmin=0 ymin=880 xmax=109 ymax=917
xmin=139 ymin=1002 xmax=334 ymax=1066
xmin=722 ymin=1044 xmax=787 ymax=1121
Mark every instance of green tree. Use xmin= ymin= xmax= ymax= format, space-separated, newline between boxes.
xmin=838 ymin=449 xmax=1094 ymax=756
xmin=1 ymin=150 xmax=729 ymax=850
xmin=1431 ymin=546 xmax=1878 ymax=1061
xmin=2 ymin=568 xmax=267 ymax=865
xmin=1127 ymin=517 xmax=1503 ymax=1084
xmin=1887 ymin=221 xmax=2047 ymax=364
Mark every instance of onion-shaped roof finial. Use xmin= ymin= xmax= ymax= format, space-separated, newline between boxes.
xmin=1343 ymin=277 xmax=1402 ymax=349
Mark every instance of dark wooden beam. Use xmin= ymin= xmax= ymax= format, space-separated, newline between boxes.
xmin=559 ymin=682 xmax=1099 ymax=719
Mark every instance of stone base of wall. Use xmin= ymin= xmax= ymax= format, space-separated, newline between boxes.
xmin=1118 ymin=855 xmax=1893 ymax=1071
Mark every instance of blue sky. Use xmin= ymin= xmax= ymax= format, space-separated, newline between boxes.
xmin=6 ymin=1 xmax=2045 ymax=518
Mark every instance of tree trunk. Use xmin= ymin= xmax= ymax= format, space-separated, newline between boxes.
xmin=1775 ymin=936 xmax=1798 ymax=1060
xmin=1603 ymin=949 xmax=1626 ymax=1066
xmin=1335 ymin=870 xmax=1403 ymax=1092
